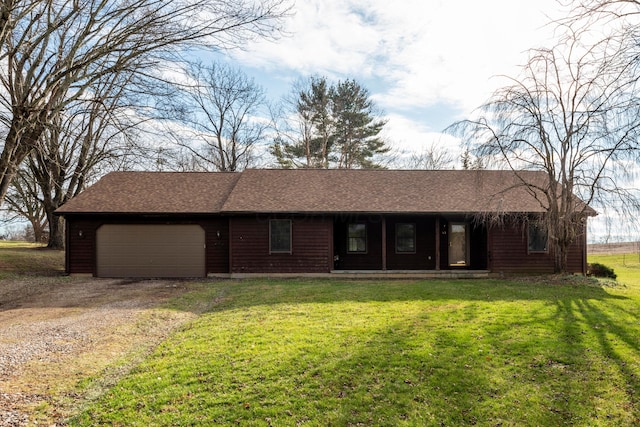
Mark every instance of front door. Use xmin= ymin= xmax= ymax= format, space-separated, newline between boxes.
xmin=449 ymin=223 xmax=467 ymax=267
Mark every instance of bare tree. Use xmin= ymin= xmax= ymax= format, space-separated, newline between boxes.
xmin=451 ymin=27 xmax=640 ymax=273
xmin=406 ymin=143 xmax=457 ymax=170
xmin=0 ymin=0 xmax=290 ymax=204
xmin=27 ymin=70 xmax=147 ymax=249
xmin=4 ymin=75 xmax=143 ymax=248
xmin=3 ymin=166 xmax=47 ymax=243
xmin=167 ymin=61 xmax=268 ymax=172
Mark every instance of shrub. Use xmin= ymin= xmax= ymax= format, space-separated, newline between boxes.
xmin=587 ymin=262 xmax=617 ymax=279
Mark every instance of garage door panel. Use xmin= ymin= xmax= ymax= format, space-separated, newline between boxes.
xmin=99 ymin=246 xmax=203 ymax=260
xmin=97 ymin=224 xmax=205 ymax=278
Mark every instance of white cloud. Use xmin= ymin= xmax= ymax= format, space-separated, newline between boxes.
xmin=383 ymin=113 xmax=459 ymax=153
xmin=223 ymin=0 xmax=568 ymax=164
xmin=231 ymin=0 xmax=564 ymax=117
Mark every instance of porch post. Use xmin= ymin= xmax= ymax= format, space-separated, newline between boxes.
xmin=435 ymin=216 xmax=441 ymax=270
xmin=381 ymin=216 xmax=387 ymax=270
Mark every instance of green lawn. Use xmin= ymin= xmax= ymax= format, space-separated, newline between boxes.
xmin=0 ymin=240 xmax=64 ymax=276
xmin=70 ymin=257 xmax=640 ymax=426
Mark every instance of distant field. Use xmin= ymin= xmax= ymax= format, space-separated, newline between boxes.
xmin=588 ymin=242 xmax=640 ymax=255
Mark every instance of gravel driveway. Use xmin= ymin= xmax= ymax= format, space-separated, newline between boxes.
xmin=0 ymin=276 xmax=200 ymax=426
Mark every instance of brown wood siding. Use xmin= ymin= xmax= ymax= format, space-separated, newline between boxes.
xmin=469 ymin=223 xmax=488 ymax=270
xmin=202 ymin=218 xmax=230 ymax=274
xmin=567 ymin=223 xmax=587 ymax=274
xmin=64 ymin=215 xmax=230 ymax=276
xmin=66 ymin=218 xmax=100 ymax=274
xmin=230 ymin=216 xmax=332 ymax=273
xmin=334 ymin=216 xmax=383 ymax=270
xmin=488 ymin=222 xmax=586 ymax=274
xmin=385 ymin=216 xmax=437 ymax=270
xmin=490 ymin=224 xmax=552 ymax=274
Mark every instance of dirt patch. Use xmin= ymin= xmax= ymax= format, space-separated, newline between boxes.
xmin=0 ymin=275 xmax=202 ymax=426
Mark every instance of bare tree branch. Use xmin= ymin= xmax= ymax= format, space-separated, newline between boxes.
xmin=0 ymin=0 xmax=291 ymax=204
xmin=165 ymin=60 xmax=268 ymax=172
xmin=449 ymin=24 xmax=640 ymax=272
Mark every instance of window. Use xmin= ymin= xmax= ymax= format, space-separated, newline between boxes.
xmin=396 ymin=223 xmax=416 ymax=253
xmin=270 ymin=219 xmax=291 ymax=253
xmin=528 ymin=223 xmax=548 ymax=253
xmin=347 ymin=224 xmax=367 ymax=253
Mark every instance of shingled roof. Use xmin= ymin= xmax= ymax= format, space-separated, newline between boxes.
xmin=56 ymin=169 xmax=595 ymax=215
xmin=222 ymin=169 xmax=555 ymax=214
xmin=55 ymin=172 xmax=240 ymax=214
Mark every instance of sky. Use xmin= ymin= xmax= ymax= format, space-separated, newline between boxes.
xmin=205 ymin=0 xmax=634 ymax=242
xmin=217 ymin=0 xmax=566 ymax=161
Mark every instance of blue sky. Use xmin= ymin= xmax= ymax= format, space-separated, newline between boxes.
xmin=215 ymin=0 xmax=564 ymax=161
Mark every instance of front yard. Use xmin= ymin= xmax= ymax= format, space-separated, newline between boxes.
xmin=1 ymin=243 xmax=639 ymax=426
xmin=69 ymin=256 xmax=640 ymax=426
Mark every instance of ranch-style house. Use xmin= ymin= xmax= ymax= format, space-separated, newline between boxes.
xmin=55 ymin=169 xmax=595 ymax=278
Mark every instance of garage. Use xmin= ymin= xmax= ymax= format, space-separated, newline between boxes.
xmin=96 ymin=224 xmax=206 ymax=278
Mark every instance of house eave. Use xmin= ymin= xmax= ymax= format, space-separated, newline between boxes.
xmin=55 ymin=211 xmax=221 ymax=217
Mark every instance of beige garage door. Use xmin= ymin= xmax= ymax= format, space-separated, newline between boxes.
xmin=96 ymin=224 xmax=205 ymax=278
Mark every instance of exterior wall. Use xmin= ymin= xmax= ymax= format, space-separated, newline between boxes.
xmin=438 ymin=218 xmax=449 ymax=269
xmin=334 ymin=215 xmax=488 ymax=271
xmin=65 ymin=218 xmax=101 ymax=274
xmin=230 ymin=216 xmax=333 ymax=274
xmin=64 ymin=215 xmax=230 ymax=275
xmin=488 ymin=222 xmax=586 ymax=274
xmin=333 ymin=216 xmax=383 ymax=270
xmin=385 ymin=216 xmax=437 ymax=270
xmin=469 ymin=222 xmax=489 ymax=270
xmin=570 ymin=225 xmax=588 ymax=274
xmin=64 ymin=212 xmax=587 ymax=276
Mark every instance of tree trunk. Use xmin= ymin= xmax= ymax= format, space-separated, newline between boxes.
xmin=0 ymin=134 xmax=24 ymax=204
xmin=47 ymin=212 xmax=65 ymax=249
xmin=32 ymin=219 xmax=47 ymax=244
xmin=553 ymin=241 xmax=570 ymax=274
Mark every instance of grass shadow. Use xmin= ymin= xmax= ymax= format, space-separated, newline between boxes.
xmin=74 ymin=276 xmax=640 ymax=425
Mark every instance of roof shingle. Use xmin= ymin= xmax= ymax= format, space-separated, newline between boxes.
xmin=55 ymin=171 xmax=240 ymax=214
xmin=55 ymin=169 xmax=595 ymax=215
xmin=222 ymin=169 xmax=553 ymax=214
